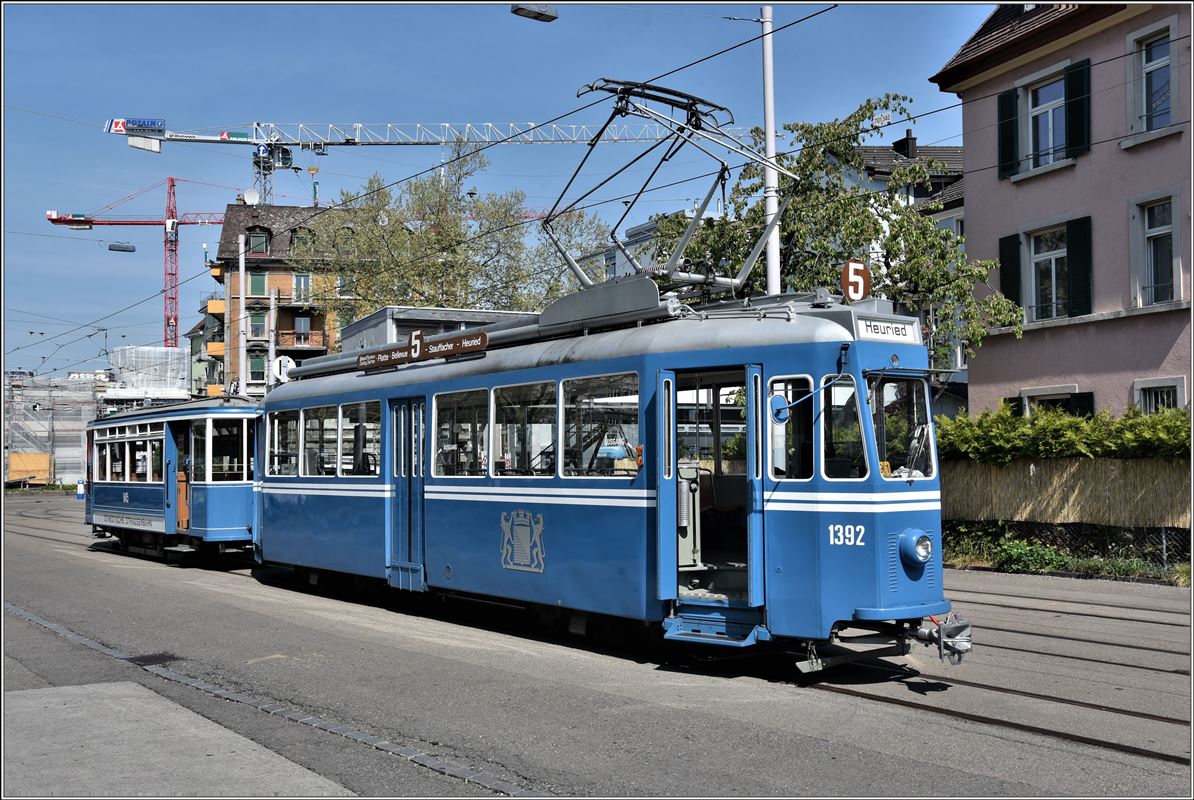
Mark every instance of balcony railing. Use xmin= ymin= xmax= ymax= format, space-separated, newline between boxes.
xmin=276 ymin=330 xmax=327 ymax=349
xmin=1142 ymin=282 xmax=1174 ymax=306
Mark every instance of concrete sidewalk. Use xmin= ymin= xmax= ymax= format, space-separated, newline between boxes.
xmin=3 ymin=681 xmax=352 ymax=797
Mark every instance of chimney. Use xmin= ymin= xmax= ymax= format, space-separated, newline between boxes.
xmin=235 ymin=193 xmax=246 ymax=204
xmin=893 ymin=128 xmax=917 ymax=159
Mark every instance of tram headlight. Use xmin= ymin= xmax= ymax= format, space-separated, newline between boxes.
xmin=899 ymin=529 xmax=933 ymax=566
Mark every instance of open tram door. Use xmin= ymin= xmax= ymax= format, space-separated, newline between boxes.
xmin=171 ymin=421 xmax=191 ymax=531
xmin=389 ymin=398 xmax=427 ymax=591
xmin=657 ymin=366 xmax=766 ymax=618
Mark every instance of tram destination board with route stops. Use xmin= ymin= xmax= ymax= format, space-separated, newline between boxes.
xmin=357 ymin=330 xmax=489 ymax=371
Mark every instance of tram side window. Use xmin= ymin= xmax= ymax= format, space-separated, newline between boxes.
xmin=301 ymin=406 xmax=338 ymax=477
xmin=434 ymin=390 xmax=488 ymax=476
xmin=109 ymin=442 xmax=127 ymax=482
xmin=869 ymin=377 xmax=935 ymax=480
xmin=770 ymin=378 xmax=814 ymax=480
xmin=562 ymin=373 xmax=640 ymax=477
xmin=340 ymin=402 xmax=381 ymax=476
xmin=823 ymin=376 xmax=868 ymax=479
xmin=192 ymin=420 xmax=208 ymax=482
xmin=493 ymin=382 xmax=557 ymax=476
xmin=267 ymin=410 xmax=300 ymax=476
xmin=150 ymin=439 xmax=163 ymax=482
xmin=96 ymin=440 xmax=110 ymax=482
xmin=212 ymin=420 xmax=246 ymax=481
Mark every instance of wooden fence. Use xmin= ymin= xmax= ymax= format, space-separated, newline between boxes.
xmin=940 ymin=458 xmax=1191 ymax=528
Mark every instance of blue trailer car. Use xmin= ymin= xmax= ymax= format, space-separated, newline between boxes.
xmin=85 ymin=397 xmax=259 ymax=557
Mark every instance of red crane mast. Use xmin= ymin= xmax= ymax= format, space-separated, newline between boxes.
xmin=47 ymin=176 xmax=223 ymax=348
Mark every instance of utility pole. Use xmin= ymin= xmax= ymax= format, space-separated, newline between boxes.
xmin=761 ymin=5 xmax=781 ymax=296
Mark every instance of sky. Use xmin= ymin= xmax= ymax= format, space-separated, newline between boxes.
xmin=2 ymin=1 xmax=995 ymax=379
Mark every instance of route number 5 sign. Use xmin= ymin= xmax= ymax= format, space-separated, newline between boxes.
xmin=841 ymin=258 xmax=871 ymax=302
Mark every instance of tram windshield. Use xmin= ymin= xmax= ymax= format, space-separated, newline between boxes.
xmin=867 ymin=377 xmax=934 ymax=480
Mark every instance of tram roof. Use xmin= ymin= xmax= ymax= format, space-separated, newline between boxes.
xmin=87 ymin=396 xmax=259 ymax=427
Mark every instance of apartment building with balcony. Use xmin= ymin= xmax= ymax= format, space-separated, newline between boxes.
xmin=931 ymin=3 xmax=1190 ymax=415
xmin=210 ymin=202 xmax=342 ymax=398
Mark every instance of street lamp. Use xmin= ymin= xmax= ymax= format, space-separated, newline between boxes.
xmin=510 ymin=4 xmax=557 ymax=22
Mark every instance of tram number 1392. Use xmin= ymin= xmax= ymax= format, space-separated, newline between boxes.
xmin=828 ymin=524 xmax=865 ymax=546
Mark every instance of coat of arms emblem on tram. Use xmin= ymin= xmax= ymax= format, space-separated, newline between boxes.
xmin=500 ymin=509 xmax=545 ymax=573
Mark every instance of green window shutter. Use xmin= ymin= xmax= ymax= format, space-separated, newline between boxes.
xmin=998 ymin=233 xmax=1022 ymax=306
xmin=1003 ymin=396 xmax=1025 ymax=416
xmin=1067 ymin=392 xmax=1095 ymax=417
xmin=1066 ymin=216 xmax=1092 ymax=316
xmin=997 ymin=89 xmax=1020 ymax=177
xmin=1064 ymin=59 xmax=1091 ymax=158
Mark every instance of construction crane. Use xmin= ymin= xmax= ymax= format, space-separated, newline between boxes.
xmin=46 ymin=176 xmax=223 ymax=348
xmin=103 ymin=117 xmax=744 ymax=203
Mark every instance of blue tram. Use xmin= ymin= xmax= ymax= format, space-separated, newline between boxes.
xmin=85 ymin=398 xmax=259 ymax=557
xmin=256 ymin=279 xmax=971 ymax=668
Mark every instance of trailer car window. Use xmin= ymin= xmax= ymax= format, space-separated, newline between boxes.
xmin=301 ymin=406 xmax=338 ymax=477
xmin=493 ymin=382 xmax=557 ymax=476
xmin=267 ymin=411 xmax=300 ymax=476
xmin=434 ymin=390 xmax=488 ymax=476
xmin=340 ymin=402 xmax=381 ymax=476
xmin=562 ymin=374 xmax=640 ymax=477
xmin=212 ymin=420 xmax=245 ymax=481
xmin=96 ymin=441 xmax=109 ymax=482
xmin=192 ymin=420 xmax=207 ymax=482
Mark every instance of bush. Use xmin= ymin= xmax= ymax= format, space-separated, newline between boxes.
xmin=936 ymin=404 xmax=1190 ymax=464
xmin=993 ymin=540 xmax=1073 ymax=573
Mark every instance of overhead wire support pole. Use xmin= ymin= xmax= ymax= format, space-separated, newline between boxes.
xmin=761 ymin=5 xmax=781 ymax=296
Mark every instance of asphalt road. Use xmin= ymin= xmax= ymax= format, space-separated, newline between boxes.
xmin=4 ymin=493 xmax=1191 ymax=796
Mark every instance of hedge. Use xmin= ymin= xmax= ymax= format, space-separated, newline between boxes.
xmin=934 ymin=405 xmax=1191 ymax=465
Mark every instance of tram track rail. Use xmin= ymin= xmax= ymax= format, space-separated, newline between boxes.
xmin=949 ymin=599 xmax=1190 ymax=628
xmin=810 ymin=682 xmax=1191 ymax=766
xmin=852 ymin=661 xmax=1190 ymax=726
xmin=947 ymin=587 xmax=1191 ymax=616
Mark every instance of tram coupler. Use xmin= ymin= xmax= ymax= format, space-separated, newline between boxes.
xmin=915 ymin=611 xmax=973 ymax=665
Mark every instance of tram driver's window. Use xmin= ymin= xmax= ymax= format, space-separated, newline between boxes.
xmin=212 ymin=420 xmax=246 ymax=481
xmin=301 ymin=406 xmax=338 ymax=477
xmin=824 ymin=376 xmax=869 ymax=479
xmin=434 ymin=390 xmax=489 ymax=476
xmin=493 ymin=382 xmax=557 ymax=476
xmin=192 ymin=421 xmax=207 ymax=482
xmin=340 ymin=401 xmax=381 ymax=476
xmin=267 ymin=410 xmax=300 ymax=477
xmin=562 ymin=373 xmax=640 ymax=477
xmin=150 ymin=439 xmax=163 ymax=483
xmin=770 ymin=377 xmax=814 ymax=480
xmin=96 ymin=441 xmax=110 ymax=482
xmin=110 ymin=443 xmax=126 ymax=482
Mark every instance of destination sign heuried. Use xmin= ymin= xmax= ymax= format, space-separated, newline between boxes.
xmin=357 ymin=331 xmax=489 ymax=370
xmin=858 ymin=317 xmax=921 ymax=345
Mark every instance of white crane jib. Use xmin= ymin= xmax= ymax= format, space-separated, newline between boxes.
xmin=104 ymin=118 xmax=741 ymax=203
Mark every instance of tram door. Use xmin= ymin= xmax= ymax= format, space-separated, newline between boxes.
xmin=389 ymin=399 xmax=427 ymax=591
xmin=657 ymin=367 xmax=766 ymax=607
xmin=174 ymin=423 xmax=190 ymax=531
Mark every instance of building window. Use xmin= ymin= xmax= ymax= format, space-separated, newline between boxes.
xmin=248 ymin=229 xmax=270 ymax=255
xmin=604 ymin=250 xmax=618 ymax=280
xmin=1134 ymin=377 xmax=1186 ymax=413
xmin=293 ymin=273 xmax=311 ymax=303
xmin=295 ymin=316 xmax=311 ymax=345
xmin=249 ymin=356 xmax=266 ymax=384
xmin=1143 ymin=200 xmax=1173 ymax=304
xmin=1141 ymin=34 xmax=1171 ymax=131
xmin=1029 ymin=77 xmax=1066 ymax=168
xmin=1030 ymin=227 xmax=1067 ymax=321
xmin=249 ymin=272 xmax=266 ymax=296
xmin=336 ymin=275 xmax=351 ymax=297
xmin=1140 ymin=385 xmax=1178 ymax=413
xmin=249 ymin=313 xmax=267 ymax=338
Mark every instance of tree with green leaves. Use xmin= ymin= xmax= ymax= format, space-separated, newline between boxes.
xmin=308 ymin=142 xmax=610 ymax=343
xmin=650 ymin=94 xmax=1022 ymax=368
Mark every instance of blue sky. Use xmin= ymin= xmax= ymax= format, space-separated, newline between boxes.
xmin=3 ymin=2 xmax=994 ymax=377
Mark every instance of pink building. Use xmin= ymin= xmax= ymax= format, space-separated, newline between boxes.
xmin=931 ymin=3 xmax=1190 ymax=415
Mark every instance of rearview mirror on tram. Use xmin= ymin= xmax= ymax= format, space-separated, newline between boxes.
xmin=769 ymin=394 xmax=790 ymax=425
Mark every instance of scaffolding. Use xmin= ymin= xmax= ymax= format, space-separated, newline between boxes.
xmin=4 ymin=375 xmax=99 ymax=485
xmin=108 ymin=345 xmax=188 ymax=391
